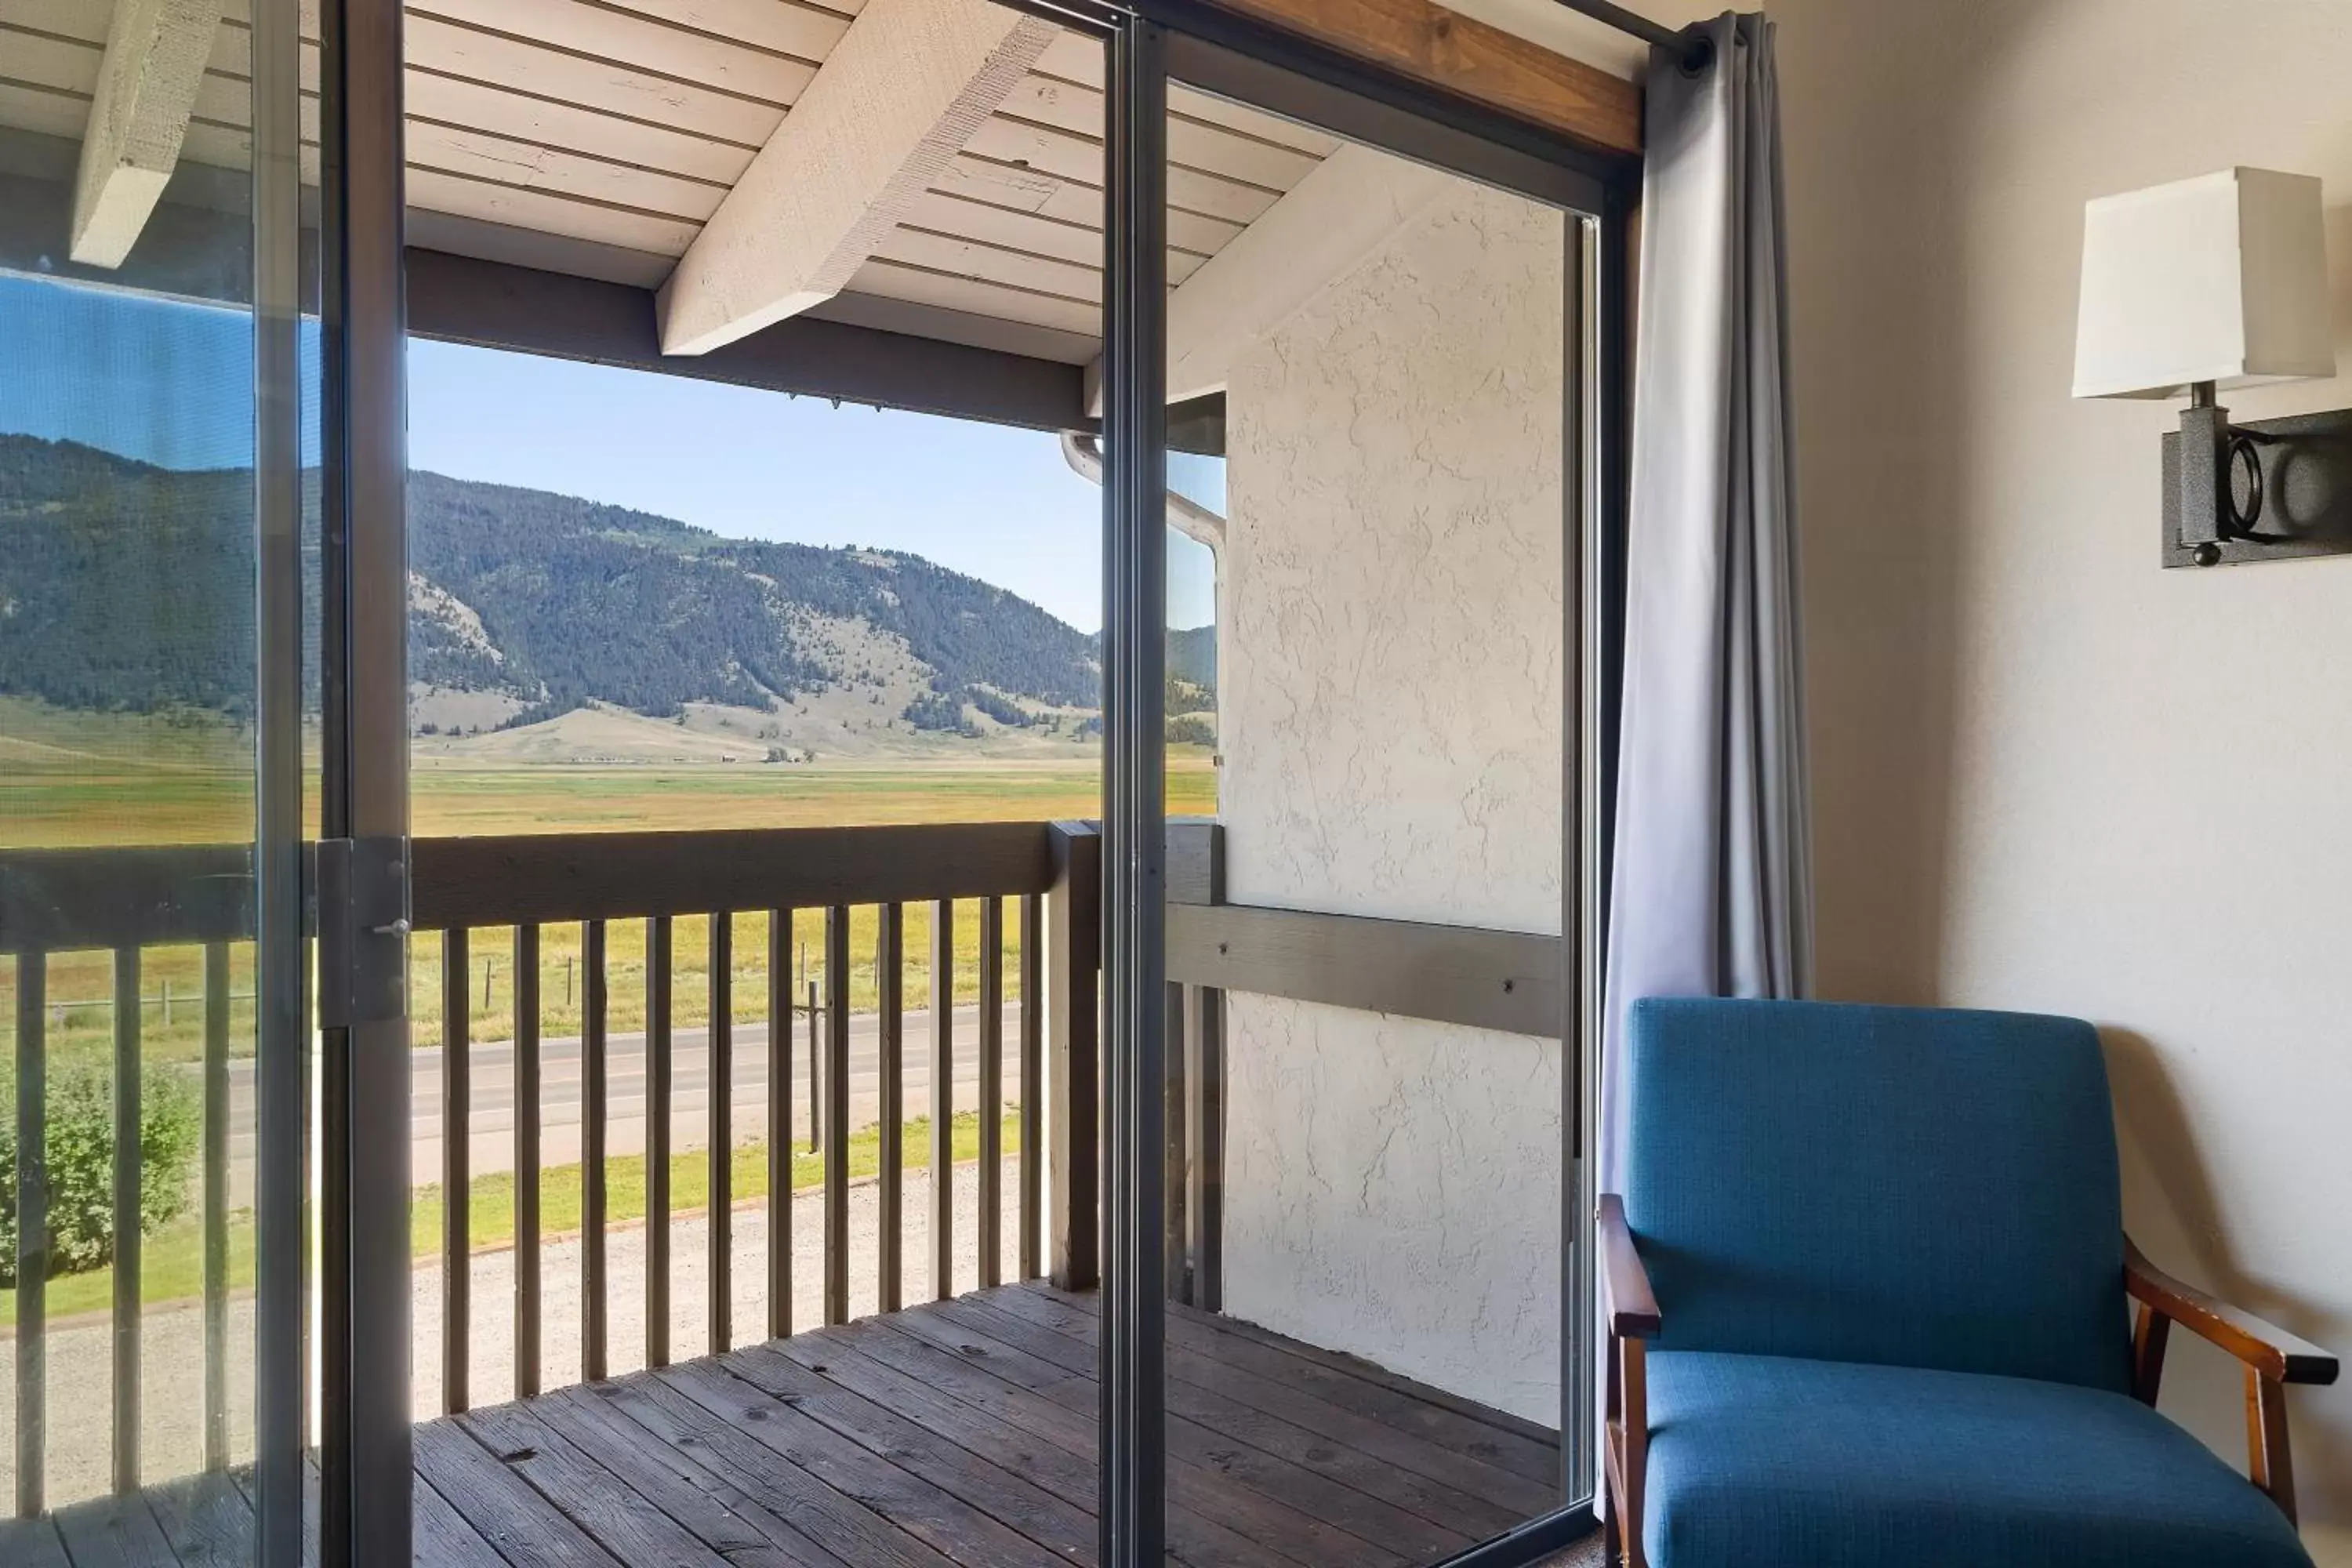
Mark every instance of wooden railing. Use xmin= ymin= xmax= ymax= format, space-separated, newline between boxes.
xmin=0 ymin=811 xmax=1566 ymax=1513
xmin=0 ymin=818 xmax=1104 ymax=1510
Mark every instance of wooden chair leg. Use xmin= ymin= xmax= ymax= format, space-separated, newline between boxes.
xmin=1620 ymin=1338 xmax=1649 ymax=1568
xmin=2245 ymin=1365 xmax=2298 ymax=1525
xmin=2130 ymin=1301 xmax=2169 ymax=1406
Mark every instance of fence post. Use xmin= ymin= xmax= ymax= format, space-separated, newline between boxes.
xmin=1046 ymin=821 xmax=1101 ymax=1291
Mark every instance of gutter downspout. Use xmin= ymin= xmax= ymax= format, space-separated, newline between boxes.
xmin=1061 ymin=430 xmax=1225 ymax=555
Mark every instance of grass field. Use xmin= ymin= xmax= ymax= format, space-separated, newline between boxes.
xmin=2 ymin=702 xmax=1214 ymax=1069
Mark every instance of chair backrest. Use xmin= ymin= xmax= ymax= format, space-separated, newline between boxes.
xmin=1623 ymin=997 xmax=2130 ymax=1393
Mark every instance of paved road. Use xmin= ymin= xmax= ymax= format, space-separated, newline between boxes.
xmin=221 ymin=1002 xmax=1027 ymax=1201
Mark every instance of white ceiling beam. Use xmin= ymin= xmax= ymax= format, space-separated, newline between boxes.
xmin=655 ymin=0 xmax=1057 ymax=357
xmin=1084 ymin=142 xmax=1455 ymax=416
xmin=71 ymin=0 xmax=227 ymax=269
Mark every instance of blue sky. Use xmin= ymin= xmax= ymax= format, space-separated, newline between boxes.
xmin=0 ymin=274 xmax=1214 ymax=632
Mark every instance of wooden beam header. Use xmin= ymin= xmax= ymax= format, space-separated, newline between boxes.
xmin=1206 ymin=0 xmax=1642 ymax=156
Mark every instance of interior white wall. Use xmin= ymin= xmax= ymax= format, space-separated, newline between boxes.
xmin=1763 ymin=0 xmax=2352 ymax=1554
xmin=1217 ymin=177 xmax=1567 ymax=1423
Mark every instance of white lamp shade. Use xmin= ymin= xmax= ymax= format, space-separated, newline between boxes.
xmin=2072 ymin=167 xmax=2336 ymax=400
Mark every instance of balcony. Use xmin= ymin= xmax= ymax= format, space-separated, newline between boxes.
xmin=0 ymin=820 xmax=1566 ymax=1566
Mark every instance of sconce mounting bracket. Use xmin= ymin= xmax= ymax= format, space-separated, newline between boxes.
xmin=2162 ymin=407 xmax=2352 ymax=568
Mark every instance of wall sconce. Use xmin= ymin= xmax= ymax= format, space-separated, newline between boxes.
xmin=2073 ymin=167 xmax=2346 ymax=568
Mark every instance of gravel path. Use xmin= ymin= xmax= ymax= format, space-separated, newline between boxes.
xmin=2 ymin=1156 xmax=1023 ymax=1512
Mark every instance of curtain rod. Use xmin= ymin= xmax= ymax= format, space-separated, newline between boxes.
xmin=1552 ymin=0 xmax=1715 ymax=70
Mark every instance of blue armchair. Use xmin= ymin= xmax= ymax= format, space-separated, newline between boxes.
xmin=1600 ymin=997 xmax=2339 ymax=1568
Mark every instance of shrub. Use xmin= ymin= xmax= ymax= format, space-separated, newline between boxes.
xmin=0 ymin=1058 xmax=201 ymax=1284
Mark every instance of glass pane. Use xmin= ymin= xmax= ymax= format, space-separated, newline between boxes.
xmin=1160 ymin=73 xmax=1580 ymax=1564
xmin=0 ymin=0 xmax=315 ymax=1556
xmin=390 ymin=0 xmax=1112 ymax=1557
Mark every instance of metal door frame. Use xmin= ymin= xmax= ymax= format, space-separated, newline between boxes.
xmin=1087 ymin=9 xmax=1638 ymax=1566
xmin=313 ymin=2 xmax=413 ymax=1566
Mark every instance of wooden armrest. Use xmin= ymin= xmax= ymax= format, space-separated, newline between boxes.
xmin=1598 ymin=1194 xmax=1662 ymax=1339
xmin=2125 ymin=1235 xmax=2338 ymax=1386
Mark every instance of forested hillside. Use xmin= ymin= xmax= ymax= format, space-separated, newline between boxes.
xmin=0 ymin=436 xmax=1116 ymax=736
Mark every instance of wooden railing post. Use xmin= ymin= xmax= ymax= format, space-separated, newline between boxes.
xmin=1046 ymin=822 xmax=1102 ymax=1291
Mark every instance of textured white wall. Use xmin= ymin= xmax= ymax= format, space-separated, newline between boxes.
xmin=1766 ymin=0 xmax=2352 ymax=1554
xmin=1218 ymin=177 xmax=1567 ymax=1424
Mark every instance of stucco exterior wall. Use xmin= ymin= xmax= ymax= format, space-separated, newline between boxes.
xmin=1217 ymin=176 xmax=1567 ymax=1424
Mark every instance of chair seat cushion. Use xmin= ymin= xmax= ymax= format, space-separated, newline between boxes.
xmin=1644 ymin=1350 xmax=2311 ymax=1568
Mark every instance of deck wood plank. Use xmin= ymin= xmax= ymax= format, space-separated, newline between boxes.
xmin=585 ymin=1371 xmax=954 ymax=1568
xmin=802 ymin=1324 xmax=1285 ymax=1568
xmin=948 ymin=1294 xmax=1520 ymax=1541
xmin=1033 ymin=1283 xmax=1563 ymax=1485
xmin=0 ymin=1517 xmax=72 ymax=1568
xmin=140 ymin=1472 xmax=254 ymax=1568
xmin=412 ymin=1472 xmax=510 ymax=1568
xmin=532 ymin=1384 xmax=848 ymax=1568
xmin=656 ymin=1357 xmax=1071 ymax=1568
xmin=412 ymin=1419 xmax=626 ymax=1568
xmin=971 ymin=1289 xmax=1556 ymax=1519
xmin=48 ymin=1490 xmax=177 ymax=1568
xmin=459 ymin=1394 xmax=733 ymax=1568
xmin=894 ymin=1305 xmax=1416 ymax=1568
xmin=721 ymin=1342 xmax=1096 ymax=1565
xmin=877 ymin=1314 xmax=1402 ymax=1568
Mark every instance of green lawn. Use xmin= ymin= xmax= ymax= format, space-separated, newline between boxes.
xmin=2 ymin=1109 xmax=1017 ymax=1327
xmin=2 ymin=739 xmax=1216 ymax=1072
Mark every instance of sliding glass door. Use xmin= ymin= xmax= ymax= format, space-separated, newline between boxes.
xmin=0 ymin=0 xmax=318 ymax=1559
xmin=1091 ymin=16 xmax=1628 ymax=1566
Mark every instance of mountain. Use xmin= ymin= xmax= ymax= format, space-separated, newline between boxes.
xmin=0 ymin=435 xmax=1134 ymax=753
xmin=1167 ymin=624 xmax=1216 ymax=688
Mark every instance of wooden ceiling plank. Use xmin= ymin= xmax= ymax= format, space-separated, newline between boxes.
xmin=935 ymin=151 xmax=1240 ymax=256
xmin=903 ymin=187 xmax=1208 ymax=282
xmin=408 ymin=163 xmax=698 ymax=253
xmin=964 ymin=112 xmax=1279 ymax=227
xmin=586 ymin=0 xmax=854 ymax=64
xmin=404 ymin=69 xmax=753 ymax=185
xmin=872 ymin=221 xmax=1098 ymax=303
xmin=405 ymin=118 xmax=727 ymax=221
xmin=997 ymin=70 xmax=1320 ymax=193
xmin=655 ymin=0 xmax=1058 ymax=354
xmin=404 ymin=14 xmax=783 ymax=147
xmin=408 ymin=0 xmax=815 ymax=104
xmin=0 ymin=77 xmax=91 ymax=140
xmin=846 ymin=252 xmax=1098 ymax=337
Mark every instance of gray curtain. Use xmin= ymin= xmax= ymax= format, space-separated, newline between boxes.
xmin=1600 ymin=12 xmax=1812 ymax=1188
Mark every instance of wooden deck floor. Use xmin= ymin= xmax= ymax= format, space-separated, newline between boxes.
xmin=5 ymin=1282 xmax=1563 ymax=1567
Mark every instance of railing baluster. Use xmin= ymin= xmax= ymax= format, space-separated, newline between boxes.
xmin=443 ymin=927 xmax=470 ymax=1414
xmin=582 ymin=920 xmax=608 ymax=1383
xmin=708 ymin=912 xmax=732 ymax=1353
xmin=202 ymin=941 xmax=230 ymax=1469
xmin=1164 ymin=982 xmax=1189 ymax=1305
xmin=1185 ymin=983 xmax=1225 ymax=1313
xmin=822 ymin=906 xmax=850 ymax=1324
xmin=766 ymin=908 xmax=793 ymax=1340
xmin=514 ymin=924 xmax=541 ymax=1399
xmin=978 ymin=898 xmax=1004 ymax=1290
xmin=877 ymin=902 xmax=903 ymax=1314
xmin=1018 ymin=892 xmax=1042 ymax=1281
xmin=648 ymin=914 xmax=673 ymax=1368
xmin=929 ymin=898 xmax=953 ymax=1302
xmin=112 ymin=945 xmax=140 ymax=1492
xmin=1046 ymin=825 xmax=1101 ymax=1291
xmin=16 ymin=950 xmax=45 ymax=1519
